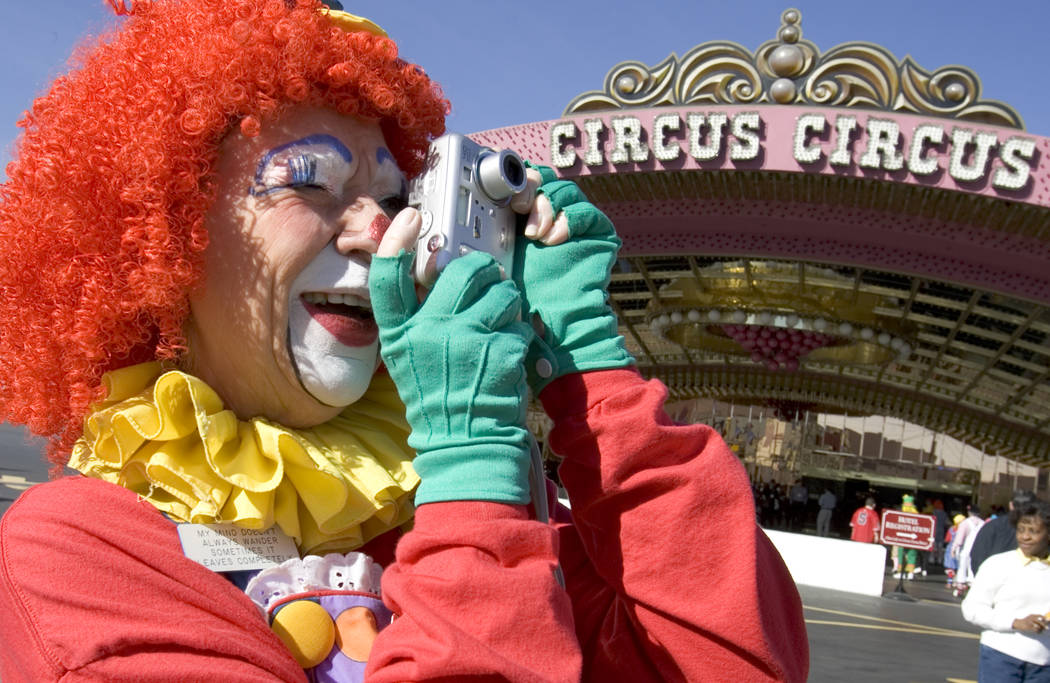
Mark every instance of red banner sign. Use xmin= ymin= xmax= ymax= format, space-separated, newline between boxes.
xmin=881 ymin=510 xmax=936 ymax=550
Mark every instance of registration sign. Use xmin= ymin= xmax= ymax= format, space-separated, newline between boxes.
xmin=880 ymin=510 xmax=936 ymax=551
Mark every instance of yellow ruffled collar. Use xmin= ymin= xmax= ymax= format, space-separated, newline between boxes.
xmin=69 ymin=362 xmax=418 ymax=556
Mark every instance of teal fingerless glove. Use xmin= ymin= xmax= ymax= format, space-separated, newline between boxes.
xmin=513 ymin=164 xmax=634 ymax=395
xmin=369 ymin=249 xmax=534 ymax=506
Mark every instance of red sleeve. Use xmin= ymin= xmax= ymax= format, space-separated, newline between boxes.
xmin=0 ymin=477 xmax=304 ymax=683
xmin=542 ymin=368 xmax=809 ymax=682
xmin=366 ymin=501 xmax=582 ymax=681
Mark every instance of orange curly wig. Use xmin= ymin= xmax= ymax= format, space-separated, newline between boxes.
xmin=0 ymin=0 xmax=449 ymax=468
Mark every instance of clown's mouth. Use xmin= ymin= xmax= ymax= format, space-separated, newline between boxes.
xmin=301 ymin=292 xmax=377 ymax=347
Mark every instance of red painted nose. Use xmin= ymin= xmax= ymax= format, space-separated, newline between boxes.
xmin=368 ymin=214 xmax=392 ymax=244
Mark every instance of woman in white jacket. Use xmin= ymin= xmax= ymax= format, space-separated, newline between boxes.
xmin=962 ymin=500 xmax=1050 ymax=682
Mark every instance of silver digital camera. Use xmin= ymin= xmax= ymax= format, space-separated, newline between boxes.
xmin=409 ymin=133 xmax=528 ymax=287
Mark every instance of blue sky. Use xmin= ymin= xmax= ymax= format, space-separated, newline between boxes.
xmin=2 ymin=0 xmax=1049 ymax=173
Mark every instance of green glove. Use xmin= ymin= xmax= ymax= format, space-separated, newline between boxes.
xmin=513 ymin=164 xmax=634 ymax=395
xmin=368 ymin=249 xmax=534 ymax=506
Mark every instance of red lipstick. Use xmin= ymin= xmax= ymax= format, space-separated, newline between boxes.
xmin=302 ymin=300 xmax=377 ymax=347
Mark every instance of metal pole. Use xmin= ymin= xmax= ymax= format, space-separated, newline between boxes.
xmin=900 ymin=417 xmax=907 ymax=463
xmin=879 ymin=414 xmax=886 ymax=461
xmin=858 ymin=413 xmax=865 ymax=459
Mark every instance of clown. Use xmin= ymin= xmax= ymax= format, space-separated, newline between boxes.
xmin=892 ymin=493 xmax=921 ymax=579
xmin=0 ymin=1 xmax=807 ymax=681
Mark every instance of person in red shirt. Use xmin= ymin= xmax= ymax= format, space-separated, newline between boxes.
xmin=850 ymin=497 xmax=881 ymax=543
xmin=0 ymin=1 xmax=808 ymax=681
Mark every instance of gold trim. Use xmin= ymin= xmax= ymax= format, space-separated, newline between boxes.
xmin=641 ymin=364 xmax=1050 ymax=463
xmin=564 ymin=8 xmax=1023 ymax=128
xmin=647 ymin=262 xmax=915 ymax=366
xmin=605 ymin=249 xmax=1050 ymax=464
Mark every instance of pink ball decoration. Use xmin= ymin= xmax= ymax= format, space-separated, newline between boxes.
xmin=721 ymin=324 xmax=834 ymax=370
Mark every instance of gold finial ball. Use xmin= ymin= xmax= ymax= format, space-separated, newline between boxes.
xmin=945 ymin=82 xmax=966 ymax=101
xmin=770 ymin=44 xmax=804 ymax=76
xmin=770 ymin=78 xmax=796 ymax=103
xmin=778 ymin=25 xmax=800 ymax=44
xmin=615 ymin=74 xmax=637 ymax=93
xmin=779 ymin=8 xmax=801 ymax=43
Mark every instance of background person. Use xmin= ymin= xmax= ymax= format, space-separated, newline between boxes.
xmin=930 ymin=499 xmax=951 ymax=569
xmin=954 ymin=505 xmax=987 ymax=596
xmin=850 ymin=497 xmax=880 ymax=544
xmin=891 ymin=494 xmax=920 ymax=580
xmin=0 ymin=1 xmax=808 ymax=680
xmin=971 ymin=490 xmax=1038 ymax=575
xmin=816 ymin=487 xmax=837 ymax=537
xmin=788 ymin=478 xmax=809 ymax=532
xmin=962 ymin=500 xmax=1050 ymax=682
xmin=945 ymin=513 xmax=966 ymax=586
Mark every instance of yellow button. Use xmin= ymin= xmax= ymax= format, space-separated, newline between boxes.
xmin=271 ymin=600 xmax=336 ymax=669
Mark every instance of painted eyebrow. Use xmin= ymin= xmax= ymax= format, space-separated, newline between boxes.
xmin=376 ymin=148 xmax=396 ymax=166
xmin=252 ymin=134 xmax=354 ymax=186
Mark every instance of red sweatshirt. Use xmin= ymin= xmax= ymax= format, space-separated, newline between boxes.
xmin=0 ymin=368 xmax=808 ymax=681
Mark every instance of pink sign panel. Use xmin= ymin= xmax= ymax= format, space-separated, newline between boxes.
xmin=472 ymin=106 xmax=1050 ymax=208
xmin=470 ymin=109 xmax=1050 ymax=305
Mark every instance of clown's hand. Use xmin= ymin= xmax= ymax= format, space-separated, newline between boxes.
xmin=511 ymin=164 xmax=634 ymax=396
xmin=369 ymin=209 xmax=534 ymax=506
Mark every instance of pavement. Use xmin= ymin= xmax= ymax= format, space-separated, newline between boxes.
xmin=0 ymin=422 xmax=49 ymax=517
xmin=804 ymin=564 xmax=982 ymax=683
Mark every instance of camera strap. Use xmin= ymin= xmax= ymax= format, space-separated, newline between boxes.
xmin=527 ymin=433 xmax=566 ymax=588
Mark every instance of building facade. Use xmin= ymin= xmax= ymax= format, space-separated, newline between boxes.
xmin=478 ymin=9 xmax=1050 ymax=510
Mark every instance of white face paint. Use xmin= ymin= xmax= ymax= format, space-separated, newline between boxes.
xmin=191 ymin=109 xmax=404 ymax=426
xmin=288 ymin=243 xmax=379 ymax=407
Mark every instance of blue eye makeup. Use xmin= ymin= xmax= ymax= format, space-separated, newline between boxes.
xmin=288 ymin=154 xmax=318 ymax=186
xmin=251 ymin=134 xmax=354 ymax=197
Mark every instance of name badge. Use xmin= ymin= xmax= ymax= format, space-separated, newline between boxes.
xmin=177 ymin=523 xmax=299 ymax=572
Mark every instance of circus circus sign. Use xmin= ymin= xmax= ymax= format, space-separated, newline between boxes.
xmin=546 ymin=106 xmax=1044 ymax=201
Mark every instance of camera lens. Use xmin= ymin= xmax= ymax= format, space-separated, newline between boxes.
xmin=476 ymin=148 xmax=528 ymax=202
xmin=502 ymin=154 xmax=525 ymax=188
